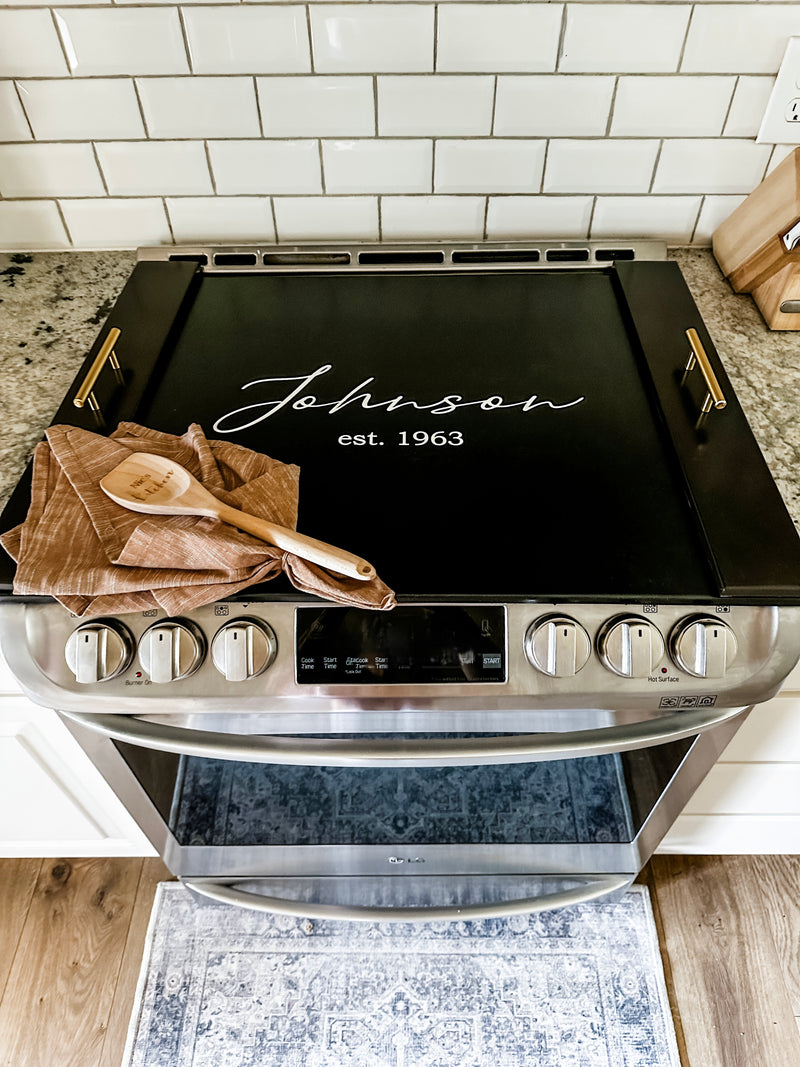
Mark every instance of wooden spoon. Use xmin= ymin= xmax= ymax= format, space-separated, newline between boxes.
xmin=99 ymin=451 xmax=376 ymax=581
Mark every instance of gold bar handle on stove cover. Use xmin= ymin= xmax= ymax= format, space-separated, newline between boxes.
xmin=73 ymin=327 xmax=123 ymax=414
xmin=682 ymin=328 xmax=726 ymax=422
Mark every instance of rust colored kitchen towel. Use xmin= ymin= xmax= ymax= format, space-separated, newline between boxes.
xmin=0 ymin=422 xmax=395 ymax=617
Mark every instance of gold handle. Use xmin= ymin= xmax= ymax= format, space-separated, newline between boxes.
xmin=682 ymin=328 xmax=726 ymax=420
xmin=73 ymin=327 xmax=123 ymax=413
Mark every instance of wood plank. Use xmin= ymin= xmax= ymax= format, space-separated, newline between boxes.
xmin=750 ymin=856 xmax=800 ymax=1014
xmin=640 ymin=862 xmax=690 ymax=1067
xmin=0 ymin=858 xmax=142 ymax=1067
xmin=650 ymin=855 xmax=800 ymax=1067
xmin=98 ymin=858 xmax=173 ymax=1067
xmin=0 ymin=859 xmax=42 ymax=1001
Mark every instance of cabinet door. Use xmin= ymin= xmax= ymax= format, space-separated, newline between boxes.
xmin=0 ymin=697 xmax=155 ymax=857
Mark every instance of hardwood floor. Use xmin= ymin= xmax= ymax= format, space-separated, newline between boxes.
xmin=0 ymin=855 xmax=799 ymax=1066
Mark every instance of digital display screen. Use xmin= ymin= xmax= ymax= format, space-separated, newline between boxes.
xmin=295 ymin=606 xmax=506 ymax=685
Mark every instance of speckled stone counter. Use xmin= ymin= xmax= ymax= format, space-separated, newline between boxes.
xmin=2 ymin=247 xmax=800 ymax=528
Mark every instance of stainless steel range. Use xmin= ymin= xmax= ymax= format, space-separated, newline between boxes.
xmin=2 ymin=240 xmax=800 ymax=920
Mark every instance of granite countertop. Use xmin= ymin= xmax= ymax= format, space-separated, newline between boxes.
xmin=1 ymin=247 xmax=800 ymax=526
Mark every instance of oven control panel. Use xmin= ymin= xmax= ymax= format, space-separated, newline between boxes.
xmin=2 ymin=600 xmax=800 ymax=715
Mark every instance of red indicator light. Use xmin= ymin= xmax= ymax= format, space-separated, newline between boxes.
xmin=661 ymin=667 xmax=668 ymax=674
xmin=136 ymin=671 xmax=143 ymax=678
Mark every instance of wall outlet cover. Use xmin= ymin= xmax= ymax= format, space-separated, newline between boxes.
xmin=758 ymin=38 xmax=800 ymax=144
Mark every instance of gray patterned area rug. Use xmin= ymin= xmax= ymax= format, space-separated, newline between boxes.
xmin=124 ymin=883 xmax=680 ymax=1067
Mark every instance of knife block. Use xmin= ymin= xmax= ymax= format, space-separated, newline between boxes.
xmin=713 ymin=146 xmax=800 ymax=330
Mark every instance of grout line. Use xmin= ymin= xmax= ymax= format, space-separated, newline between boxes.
xmin=372 ymin=75 xmax=379 ymax=136
xmin=605 ymin=76 xmax=619 ymax=138
xmin=431 ymin=138 xmax=436 ymax=193
xmin=555 ymin=3 xmax=568 ymax=74
xmin=489 ymin=74 xmax=498 ymax=137
xmin=377 ymin=193 xmax=383 ymax=240
xmin=11 ymin=80 xmax=36 ymax=140
xmin=49 ymin=9 xmax=74 ymax=77
xmin=269 ymin=194 xmax=279 ymax=240
xmin=252 ymin=75 xmax=265 ymax=137
xmin=132 ymin=79 xmax=150 ymax=137
xmin=432 ymin=3 xmax=438 ymax=73
xmin=163 ymin=195 xmax=177 ymax=242
xmin=482 ymin=193 xmax=489 ymax=240
xmin=305 ymin=4 xmax=315 ymax=74
xmin=204 ymin=139 xmax=218 ymax=193
xmin=676 ymin=4 xmax=693 ymax=75
xmin=720 ymin=75 xmax=738 ymax=138
xmin=54 ymin=198 xmax=75 ymax=246
xmin=688 ymin=194 xmax=704 ymax=245
xmin=318 ymin=137 xmax=326 ymax=193
xmin=176 ymin=6 xmax=193 ymax=74
xmin=586 ymin=194 xmax=597 ymax=237
xmin=648 ymin=139 xmax=664 ymax=194
xmin=91 ymin=141 xmax=110 ymax=194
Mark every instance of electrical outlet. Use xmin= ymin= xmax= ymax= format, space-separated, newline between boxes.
xmin=758 ymin=38 xmax=800 ymax=143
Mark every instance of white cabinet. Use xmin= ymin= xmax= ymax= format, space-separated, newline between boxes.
xmin=0 ymin=650 xmax=155 ymax=857
xmin=659 ymin=688 xmax=800 ymax=854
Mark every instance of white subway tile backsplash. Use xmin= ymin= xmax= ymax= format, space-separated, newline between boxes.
xmin=168 ymin=196 xmax=275 ymax=243
xmin=724 ymin=77 xmax=776 ymax=137
xmin=591 ymin=196 xmax=701 ymax=243
xmin=17 ymin=79 xmax=145 ymax=141
xmin=209 ymin=140 xmax=321 ymax=194
xmin=0 ymin=11 xmax=68 ymax=78
xmin=560 ymin=6 xmax=691 ymax=74
xmin=322 ymin=140 xmax=431 ymax=193
xmin=544 ymin=140 xmax=659 ymax=194
xmin=0 ymin=82 xmax=31 ymax=141
xmin=435 ymin=139 xmax=545 ymax=194
xmin=436 ymin=5 xmax=562 ymax=74
xmin=257 ymin=77 xmax=374 ymax=137
xmin=378 ymin=75 xmax=494 ymax=135
xmin=96 ymin=142 xmax=213 ymax=196
xmin=54 ymin=9 xmax=189 ymax=77
xmin=0 ymin=143 xmax=103 ymax=198
xmin=381 ymin=195 xmax=485 ymax=239
xmin=486 ymin=195 xmax=593 ymax=239
xmin=310 ymin=6 xmax=433 ymax=74
xmin=494 ymin=76 xmax=614 ymax=137
xmin=274 ymin=196 xmax=378 ymax=240
xmin=694 ymin=195 xmax=748 ymax=243
xmin=183 ymin=7 xmax=310 ymax=75
xmin=612 ymin=77 xmax=734 ymax=138
xmin=0 ymin=202 xmax=69 ymax=249
xmin=137 ymin=77 xmax=260 ymax=139
xmin=59 ymin=198 xmax=171 ymax=248
xmin=683 ymin=7 xmax=800 ymax=75
xmin=653 ymin=139 xmax=771 ymax=194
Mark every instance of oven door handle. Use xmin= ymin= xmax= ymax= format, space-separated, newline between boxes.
xmin=60 ymin=702 xmax=748 ymax=766
xmin=182 ymin=874 xmax=634 ymax=922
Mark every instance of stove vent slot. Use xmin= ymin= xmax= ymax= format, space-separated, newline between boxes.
xmin=263 ymin=251 xmax=351 ymax=265
xmin=595 ymin=249 xmax=635 ymax=262
xmin=213 ymin=252 xmax=259 ymax=267
xmin=451 ymin=249 xmax=540 ymax=264
xmin=545 ymin=248 xmax=591 ymax=262
xmin=358 ymin=250 xmax=445 ymax=265
xmin=169 ymin=253 xmax=208 ymax=264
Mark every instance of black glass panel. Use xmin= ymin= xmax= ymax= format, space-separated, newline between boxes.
xmin=296 ymin=605 xmax=506 ymax=684
xmin=167 ymin=753 xmax=633 ymax=846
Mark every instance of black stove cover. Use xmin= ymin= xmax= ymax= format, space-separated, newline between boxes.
xmin=3 ymin=259 xmax=800 ymax=603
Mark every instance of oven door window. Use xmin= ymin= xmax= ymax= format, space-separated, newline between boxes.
xmin=114 ymin=740 xmax=693 ymax=847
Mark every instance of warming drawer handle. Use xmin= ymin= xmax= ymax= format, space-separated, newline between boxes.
xmin=73 ymin=327 xmax=124 ymax=416
xmin=682 ymin=328 xmax=727 ymax=422
xmin=182 ymin=874 xmax=634 ymax=922
xmin=59 ymin=702 xmax=749 ymax=767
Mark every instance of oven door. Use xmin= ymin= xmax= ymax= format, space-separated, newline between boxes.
xmin=61 ymin=710 xmax=745 ymax=920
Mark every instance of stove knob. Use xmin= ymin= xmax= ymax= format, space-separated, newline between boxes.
xmin=670 ymin=616 xmax=738 ymax=678
xmin=65 ymin=620 xmax=134 ymax=683
xmin=525 ymin=616 xmax=591 ymax=677
xmin=211 ymin=618 xmax=277 ymax=681
xmin=598 ymin=615 xmax=665 ymax=678
xmin=138 ymin=618 xmax=206 ymax=683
